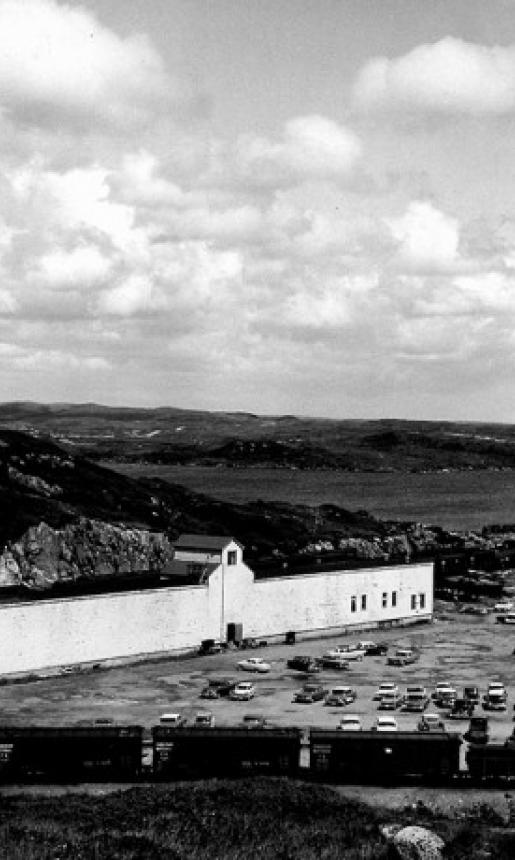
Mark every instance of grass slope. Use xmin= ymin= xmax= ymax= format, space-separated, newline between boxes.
xmin=0 ymin=779 xmax=513 ymax=860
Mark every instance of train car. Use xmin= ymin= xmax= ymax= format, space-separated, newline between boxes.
xmin=466 ymin=742 xmax=515 ymax=783
xmin=309 ymin=730 xmax=462 ymax=784
xmin=152 ymin=726 xmax=301 ymax=780
xmin=0 ymin=725 xmax=144 ymax=783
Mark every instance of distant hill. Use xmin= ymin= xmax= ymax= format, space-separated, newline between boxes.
xmin=1 ymin=401 xmax=515 ymax=472
xmin=0 ymin=426 xmax=387 ymax=561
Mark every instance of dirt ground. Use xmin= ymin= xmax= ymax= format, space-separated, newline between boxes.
xmin=0 ymin=602 xmax=514 ymax=750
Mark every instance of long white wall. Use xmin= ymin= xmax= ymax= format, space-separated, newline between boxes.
xmin=223 ymin=562 xmax=433 ymax=638
xmin=0 ymin=561 xmax=433 ymax=675
xmin=0 ymin=586 xmax=213 ymax=675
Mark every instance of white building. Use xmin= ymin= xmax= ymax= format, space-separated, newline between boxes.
xmin=0 ymin=534 xmax=433 ymax=675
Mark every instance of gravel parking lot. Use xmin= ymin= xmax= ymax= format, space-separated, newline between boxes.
xmin=0 ymin=603 xmax=513 ymax=752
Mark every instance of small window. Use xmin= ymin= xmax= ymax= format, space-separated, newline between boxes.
xmin=419 ymin=593 xmax=426 ymax=609
xmin=391 ymin=591 xmax=397 ymax=607
xmin=227 ymin=550 xmax=237 ymax=565
xmin=361 ymin=594 xmax=367 ymax=611
xmin=351 ymin=596 xmax=357 ymax=613
xmin=411 ymin=594 xmax=417 ymax=610
xmin=382 ymin=592 xmax=388 ymax=609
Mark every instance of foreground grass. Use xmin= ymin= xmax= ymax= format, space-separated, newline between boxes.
xmin=0 ymin=779 xmax=514 ymax=859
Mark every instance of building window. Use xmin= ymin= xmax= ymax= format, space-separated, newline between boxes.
xmin=382 ymin=592 xmax=388 ymax=608
xmin=391 ymin=591 xmax=397 ymax=607
xmin=361 ymin=594 xmax=367 ymax=611
xmin=419 ymin=592 xmax=426 ymax=609
xmin=227 ymin=550 xmax=237 ymax=565
xmin=351 ymin=596 xmax=357 ymax=613
xmin=411 ymin=594 xmax=417 ymax=610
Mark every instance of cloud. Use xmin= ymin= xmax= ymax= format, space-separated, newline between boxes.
xmin=233 ymin=115 xmax=361 ymax=187
xmin=388 ymin=201 xmax=462 ymax=273
xmin=35 ymin=246 xmax=112 ymax=290
xmin=0 ymin=0 xmax=176 ymax=132
xmin=352 ymin=37 xmax=515 ymax=114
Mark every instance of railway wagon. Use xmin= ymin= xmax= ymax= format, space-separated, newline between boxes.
xmin=152 ymin=726 xmax=301 ymax=779
xmin=309 ymin=730 xmax=462 ymax=784
xmin=467 ymin=742 xmax=515 ymax=782
xmin=0 ymin=725 xmax=144 ymax=783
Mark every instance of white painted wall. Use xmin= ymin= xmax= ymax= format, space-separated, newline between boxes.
xmin=0 ymin=560 xmax=433 ymax=674
xmin=224 ymin=562 xmax=433 ymax=638
xmin=0 ymin=585 xmax=213 ymax=675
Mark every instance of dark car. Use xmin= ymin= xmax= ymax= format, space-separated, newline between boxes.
xmin=357 ymin=641 xmax=389 ymax=656
xmin=449 ymin=698 xmax=475 ymax=719
xmin=293 ymin=683 xmax=326 ymax=703
xmin=464 ymin=716 xmax=489 ymax=744
xmin=242 ymin=714 xmax=269 ymax=729
xmin=463 ymin=686 xmax=480 ymax=705
xmin=200 ymin=678 xmax=237 ymax=699
xmin=286 ymin=656 xmax=322 ymax=673
xmin=198 ymin=639 xmax=223 ymax=656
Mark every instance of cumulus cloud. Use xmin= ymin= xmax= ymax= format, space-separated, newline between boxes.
xmin=353 ymin=37 xmax=515 ymax=114
xmin=388 ymin=201 xmax=462 ymax=273
xmin=0 ymin=0 xmax=176 ymax=131
xmin=233 ymin=115 xmax=361 ymax=187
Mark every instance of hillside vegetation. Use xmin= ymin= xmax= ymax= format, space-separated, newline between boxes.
xmin=0 ymin=779 xmax=512 ymax=860
xmin=2 ymin=402 xmax=515 ymax=472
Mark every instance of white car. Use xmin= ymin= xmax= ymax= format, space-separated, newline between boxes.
xmin=159 ymin=712 xmax=187 ymax=727
xmin=373 ymin=716 xmax=398 ymax=732
xmin=325 ymin=645 xmax=365 ymax=662
xmin=237 ymin=657 xmax=271 ymax=673
xmin=230 ymin=681 xmax=256 ymax=700
xmin=338 ymin=714 xmax=362 ymax=732
xmin=488 ymin=682 xmax=507 ymax=697
xmin=494 ymin=602 xmax=513 ymax=613
xmin=373 ymin=682 xmax=399 ymax=701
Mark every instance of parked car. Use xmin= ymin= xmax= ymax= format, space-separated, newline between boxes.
xmin=237 ymin=657 xmax=271 ymax=673
xmin=497 ymin=612 xmax=515 ymax=624
xmin=464 ymin=716 xmax=489 ymax=744
xmin=324 ymin=645 xmax=365 ymax=662
xmin=403 ymin=692 xmax=429 ymax=713
xmin=432 ymin=684 xmax=457 ymax=708
xmin=200 ymin=677 xmax=237 ymax=699
xmin=373 ymin=682 xmax=400 ymax=701
xmin=494 ymin=602 xmax=513 ymax=613
xmin=198 ymin=639 xmax=223 ymax=656
xmin=417 ymin=713 xmax=445 ymax=732
xmin=230 ymin=682 xmax=255 ymax=701
xmin=373 ymin=716 xmax=398 ymax=732
xmin=241 ymin=714 xmax=269 ymax=728
xmin=286 ymin=656 xmax=321 ymax=673
xmin=449 ymin=698 xmax=474 ymax=719
xmin=357 ymin=640 xmax=389 ymax=656
xmin=463 ymin=686 xmax=480 ymax=705
xmin=387 ymin=648 xmax=419 ymax=666
xmin=338 ymin=714 xmax=362 ymax=732
xmin=293 ymin=683 xmax=326 ymax=703
xmin=378 ymin=691 xmax=404 ymax=710
xmin=324 ymin=686 xmax=357 ymax=706
xmin=321 ymin=654 xmax=350 ymax=670
xmin=159 ymin=713 xmax=187 ymax=727
xmin=483 ymin=690 xmax=507 ymax=711
xmin=193 ymin=711 xmax=216 ymax=728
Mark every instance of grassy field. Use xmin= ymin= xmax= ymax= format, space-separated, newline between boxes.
xmin=4 ymin=778 xmax=515 ymax=860
xmin=108 ymin=463 xmax=515 ymax=531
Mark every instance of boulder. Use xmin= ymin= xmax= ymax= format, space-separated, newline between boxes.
xmin=391 ymin=825 xmax=445 ymax=860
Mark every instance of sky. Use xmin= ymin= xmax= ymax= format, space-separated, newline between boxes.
xmin=2 ymin=1 xmax=515 ymax=420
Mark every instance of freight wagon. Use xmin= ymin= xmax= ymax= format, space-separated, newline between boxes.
xmin=309 ymin=730 xmax=462 ymax=784
xmin=466 ymin=742 xmax=515 ymax=783
xmin=0 ymin=725 xmax=143 ymax=783
xmin=152 ymin=726 xmax=301 ymax=780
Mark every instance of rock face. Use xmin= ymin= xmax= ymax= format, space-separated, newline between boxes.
xmin=0 ymin=519 xmax=173 ymax=590
xmin=392 ymin=825 xmax=445 ymax=860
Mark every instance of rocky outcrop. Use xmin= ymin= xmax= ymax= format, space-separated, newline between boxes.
xmin=384 ymin=825 xmax=445 ymax=860
xmin=0 ymin=519 xmax=173 ymax=590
